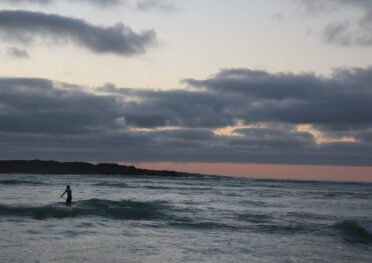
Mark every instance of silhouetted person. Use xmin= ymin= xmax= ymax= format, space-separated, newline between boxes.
xmin=61 ymin=185 xmax=72 ymax=207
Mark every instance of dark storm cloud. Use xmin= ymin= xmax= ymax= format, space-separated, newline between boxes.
xmin=0 ymin=10 xmax=156 ymax=56
xmin=6 ymin=46 xmax=29 ymax=58
xmin=299 ymin=0 xmax=372 ymax=46
xmin=1 ymin=67 xmax=372 ymax=165
xmin=183 ymin=67 xmax=372 ymax=130
xmin=0 ymin=127 xmax=370 ymax=166
xmin=0 ymin=78 xmax=125 ymax=134
xmin=98 ymin=84 xmax=238 ymax=128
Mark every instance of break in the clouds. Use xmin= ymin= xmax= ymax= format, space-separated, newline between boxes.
xmin=1 ymin=67 xmax=371 ymax=165
xmin=6 ymin=46 xmax=29 ymax=58
xmin=0 ymin=10 xmax=156 ymax=56
xmin=299 ymin=0 xmax=372 ymax=46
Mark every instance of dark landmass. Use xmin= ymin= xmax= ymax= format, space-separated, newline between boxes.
xmin=0 ymin=160 xmax=203 ymax=177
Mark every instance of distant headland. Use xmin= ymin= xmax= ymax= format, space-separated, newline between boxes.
xmin=0 ymin=160 xmax=203 ymax=177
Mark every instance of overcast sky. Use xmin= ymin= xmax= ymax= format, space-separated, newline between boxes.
xmin=0 ymin=0 xmax=371 ymax=180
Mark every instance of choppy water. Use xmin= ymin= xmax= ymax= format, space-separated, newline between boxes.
xmin=0 ymin=173 xmax=371 ymax=263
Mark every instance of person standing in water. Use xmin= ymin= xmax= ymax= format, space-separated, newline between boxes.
xmin=61 ymin=185 xmax=72 ymax=207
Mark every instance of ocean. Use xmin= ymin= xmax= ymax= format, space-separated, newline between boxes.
xmin=0 ymin=173 xmax=371 ymax=263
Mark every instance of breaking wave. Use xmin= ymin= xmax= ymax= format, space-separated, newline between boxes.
xmin=0 ymin=199 xmax=171 ymax=220
xmin=169 ymin=221 xmax=239 ymax=230
xmin=334 ymin=220 xmax=372 ymax=243
xmin=288 ymin=211 xmax=372 ymax=243
xmin=93 ymin=182 xmax=128 ymax=188
xmin=0 ymin=179 xmax=46 ymax=186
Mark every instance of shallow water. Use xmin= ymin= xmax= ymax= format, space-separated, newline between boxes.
xmin=0 ymin=173 xmax=371 ymax=263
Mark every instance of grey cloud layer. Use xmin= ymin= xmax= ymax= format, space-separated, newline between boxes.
xmin=183 ymin=68 xmax=372 ymax=130
xmin=0 ymin=10 xmax=156 ymax=56
xmin=1 ymin=67 xmax=371 ymax=165
xmin=135 ymin=0 xmax=176 ymax=11
xmin=0 ymin=78 xmax=124 ymax=134
xmin=0 ymin=0 xmax=176 ymax=10
xmin=0 ymin=0 xmax=121 ymax=7
xmin=299 ymin=0 xmax=372 ymax=46
xmin=300 ymin=0 xmax=372 ymax=11
xmin=6 ymin=46 xmax=29 ymax=58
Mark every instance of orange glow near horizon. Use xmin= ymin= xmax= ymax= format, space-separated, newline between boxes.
xmin=131 ymin=162 xmax=372 ymax=182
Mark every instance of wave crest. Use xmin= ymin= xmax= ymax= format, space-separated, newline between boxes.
xmin=0 ymin=180 xmax=45 ymax=186
xmin=93 ymin=182 xmax=128 ymax=188
xmin=0 ymin=199 xmax=170 ymax=220
xmin=334 ymin=220 xmax=372 ymax=243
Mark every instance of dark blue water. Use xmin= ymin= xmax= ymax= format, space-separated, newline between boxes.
xmin=0 ymin=173 xmax=371 ymax=263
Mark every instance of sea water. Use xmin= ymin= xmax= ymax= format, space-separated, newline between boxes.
xmin=0 ymin=173 xmax=371 ymax=263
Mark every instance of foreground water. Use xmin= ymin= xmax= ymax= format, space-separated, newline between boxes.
xmin=0 ymin=173 xmax=371 ymax=263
